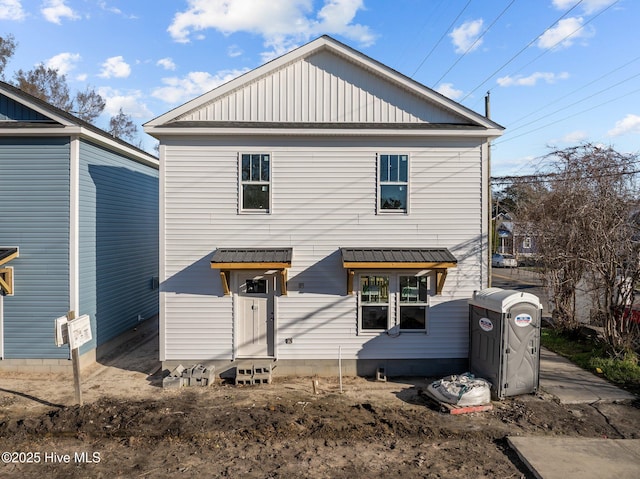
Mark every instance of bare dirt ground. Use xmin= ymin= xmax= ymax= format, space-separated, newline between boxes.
xmin=1 ymin=330 xmax=639 ymax=478
xmin=1 ymin=376 xmax=639 ymax=478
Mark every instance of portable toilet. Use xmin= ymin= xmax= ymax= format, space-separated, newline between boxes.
xmin=468 ymin=288 xmax=542 ymax=399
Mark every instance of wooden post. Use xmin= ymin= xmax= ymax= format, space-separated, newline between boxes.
xmin=66 ymin=310 xmax=83 ymax=406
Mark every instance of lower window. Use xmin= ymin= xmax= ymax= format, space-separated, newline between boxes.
xmin=360 ymin=275 xmax=390 ymax=331
xmin=359 ymin=273 xmax=430 ymax=332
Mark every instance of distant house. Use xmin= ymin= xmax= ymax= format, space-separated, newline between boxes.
xmin=144 ymin=36 xmax=504 ymax=378
xmin=494 ymin=212 xmax=537 ymax=260
xmin=0 ymin=81 xmax=159 ymax=372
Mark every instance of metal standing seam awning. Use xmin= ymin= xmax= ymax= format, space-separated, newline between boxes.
xmin=0 ymin=247 xmax=19 ymax=295
xmin=340 ymin=247 xmax=457 ymax=295
xmin=210 ymin=248 xmax=293 ymax=295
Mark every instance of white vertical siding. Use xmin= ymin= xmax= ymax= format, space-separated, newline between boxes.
xmin=161 ymin=136 xmax=486 ymax=361
xmin=178 ymin=50 xmax=465 ymax=124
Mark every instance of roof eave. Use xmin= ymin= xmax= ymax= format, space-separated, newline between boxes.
xmin=145 ymin=125 xmax=503 ymax=139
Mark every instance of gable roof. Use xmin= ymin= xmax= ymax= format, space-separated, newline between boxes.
xmin=145 ymin=35 xmax=503 ymax=138
xmin=0 ymin=81 xmax=158 ymax=168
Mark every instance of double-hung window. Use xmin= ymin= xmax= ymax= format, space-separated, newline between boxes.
xmin=360 ymin=275 xmax=390 ymax=331
xmin=359 ymin=273 xmax=429 ymax=332
xmin=240 ymin=153 xmax=270 ymax=212
xmin=398 ymin=275 xmax=428 ymax=330
xmin=378 ymin=154 xmax=408 ymax=213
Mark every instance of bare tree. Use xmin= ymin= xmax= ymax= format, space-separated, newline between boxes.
xmin=13 ymin=64 xmax=107 ymax=123
xmin=522 ymin=144 xmax=640 ymax=354
xmin=14 ymin=64 xmax=73 ymax=111
xmin=74 ymin=86 xmax=106 ymax=123
xmin=0 ymin=34 xmax=17 ymax=78
xmin=108 ymin=108 xmax=138 ymax=143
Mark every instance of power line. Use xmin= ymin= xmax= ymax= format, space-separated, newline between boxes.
xmin=433 ymin=0 xmax=517 ymax=87
xmin=493 ymin=0 xmax=620 ymax=99
xmin=494 ymin=83 xmax=640 ymax=146
xmin=410 ymin=0 xmax=473 ymax=78
xmin=507 ymin=54 xmax=640 ymax=130
xmin=495 ymin=70 xmax=640 ymax=142
xmin=460 ymin=0 xmax=585 ymax=102
xmin=491 ymin=167 xmax=640 ymax=186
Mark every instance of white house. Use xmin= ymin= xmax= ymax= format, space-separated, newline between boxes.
xmin=144 ymin=36 xmax=504 ymax=379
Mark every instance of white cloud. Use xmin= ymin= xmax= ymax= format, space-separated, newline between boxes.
xmin=45 ymin=52 xmax=81 ymax=76
xmin=607 ymin=114 xmax=640 ymax=137
xmin=99 ymin=56 xmax=132 ymax=78
xmin=497 ymin=71 xmax=569 ymax=87
xmin=537 ymin=17 xmax=593 ymax=49
xmin=157 ymin=57 xmax=176 ymax=71
xmin=449 ymin=19 xmax=484 ymax=54
xmin=552 ymin=0 xmax=617 ymax=15
xmin=167 ymin=0 xmax=375 ymax=58
xmin=435 ymin=83 xmax=463 ymax=100
xmin=0 ymin=0 xmax=25 ymax=20
xmin=98 ymin=0 xmax=137 ymax=19
xmin=228 ymin=44 xmax=243 ymax=58
xmin=558 ymin=130 xmax=589 ymax=144
xmin=41 ymin=0 xmax=79 ymax=24
xmin=151 ymin=69 xmax=249 ymax=105
xmin=97 ymin=87 xmax=153 ymax=118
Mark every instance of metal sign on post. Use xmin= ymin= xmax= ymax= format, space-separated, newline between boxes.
xmin=67 ymin=314 xmax=92 ymax=350
xmin=54 ymin=311 xmax=92 ymax=406
xmin=54 ymin=316 xmax=69 ymax=347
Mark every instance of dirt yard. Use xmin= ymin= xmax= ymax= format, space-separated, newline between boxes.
xmin=1 ymin=355 xmax=639 ymax=479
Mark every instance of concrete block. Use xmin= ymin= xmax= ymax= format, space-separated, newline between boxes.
xmin=237 ymin=365 xmax=253 ymax=376
xmin=163 ymin=375 xmax=183 ymax=389
xmin=188 ymin=377 xmax=203 ymax=387
xmin=253 ymin=376 xmax=271 ymax=385
xmin=254 ymin=365 xmax=271 ymax=374
xmin=170 ymin=364 xmax=185 ymax=377
xmin=192 ymin=364 xmax=205 ymax=380
xmin=202 ymin=367 xmax=216 ymax=386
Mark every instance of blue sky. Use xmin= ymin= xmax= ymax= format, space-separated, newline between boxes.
xmin=1 ymin=0 xmax=638 ymax=176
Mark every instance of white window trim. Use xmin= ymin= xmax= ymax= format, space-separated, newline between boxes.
xmin=357 ymin=271 xmax=431 ymax=335
xmin=238 ymin=152 xmax=272 ymax=214
xmin=357 ymin=272 xmax=392 ymax=333
xmin=377 ymin=153 xmax=410 ymax=215
xmin=397 ymin=273 xmax=430 ymax=332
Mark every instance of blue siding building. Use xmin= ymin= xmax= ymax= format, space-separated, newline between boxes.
xmin=0 ymin=81 xmax=159 ymax=372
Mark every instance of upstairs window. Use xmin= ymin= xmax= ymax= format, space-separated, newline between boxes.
xmin=241 ymin=153 xmax=270 ymax=212
xmin=379 ymin=154 xmax=408 ymax=213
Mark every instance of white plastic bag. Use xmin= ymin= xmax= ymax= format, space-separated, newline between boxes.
xmin=427 ymin=372 xmax=491 ymax=406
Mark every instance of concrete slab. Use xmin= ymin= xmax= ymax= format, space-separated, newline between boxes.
xmin=539 ymin=348 xmax=636 ymax=404
xmin=508 ymin=437 xmax=640 ymax=479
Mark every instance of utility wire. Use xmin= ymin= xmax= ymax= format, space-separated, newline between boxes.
xmin=507 ymin=54 xmax=640 ymax=130
xmin=495 ymin=70 xmax=640 ymax=141
xmin=410 ymin=0 xmax=473 ymax=78
xmin=491 ymin=167 xmax=640 ymax=186
xmin=493 ymin=0 xmax=620 ymax=96
xmin=433 ymin=0 xmax=517 ymax=87
xmin=460 ymin=0 xmax=585 ymax=102
xmin=494 ymin=84 xmax=640 ymax=146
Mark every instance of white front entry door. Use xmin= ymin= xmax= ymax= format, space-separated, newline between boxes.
xmin=236 ymin=272 xmax=275 ymax=357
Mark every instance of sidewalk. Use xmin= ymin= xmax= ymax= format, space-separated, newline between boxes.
xmin=508 ymin=347 xmax=638 ymax=479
